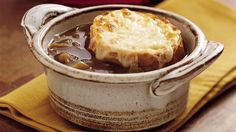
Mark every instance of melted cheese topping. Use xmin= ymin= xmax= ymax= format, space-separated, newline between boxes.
xmin=89 ymin=9 xmax=181 ymax=68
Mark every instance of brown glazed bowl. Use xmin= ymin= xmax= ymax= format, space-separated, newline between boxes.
xmin=21 ymin=4 xmax=224 ymax=131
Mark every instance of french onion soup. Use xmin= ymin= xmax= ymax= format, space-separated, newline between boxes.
xmin=47 ymin=9 xmax=186 ymax=73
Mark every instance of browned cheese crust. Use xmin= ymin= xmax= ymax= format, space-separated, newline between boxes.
xmin=89 ymin=9 xmax=185 ymax=72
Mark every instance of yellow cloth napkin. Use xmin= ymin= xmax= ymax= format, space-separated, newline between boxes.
xmin=1 ymin=0 xmax=236 ymax=131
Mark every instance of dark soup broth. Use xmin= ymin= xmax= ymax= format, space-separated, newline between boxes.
xmin=47 ymin=24 xmax=130 ymax=73
xmin=47 ymin=24 xmax=187 ymax=74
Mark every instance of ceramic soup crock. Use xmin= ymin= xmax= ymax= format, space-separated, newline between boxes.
xmin=21 ymin=4 xmax=223 ymax=131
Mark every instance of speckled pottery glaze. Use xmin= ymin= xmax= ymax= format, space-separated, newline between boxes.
xmin=21 ymin=4 xmax=224 ymax=131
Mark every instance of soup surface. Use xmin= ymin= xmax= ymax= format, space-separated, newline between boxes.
xmin=48 ymin=24 xmax=131 ymax=73
xmin=47 ymin=24 xmax=186 ymax=73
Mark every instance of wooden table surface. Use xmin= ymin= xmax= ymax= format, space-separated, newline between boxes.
xmin=0 ymin=0 xmax=235 ymax=131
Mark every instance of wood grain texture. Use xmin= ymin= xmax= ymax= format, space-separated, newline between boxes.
xmin=180 ymin=80 xmax=236 ymax=132
xmin=0 ymin=0 xmax=235 ymax=131
xmin=0 ymin=0 xmax=44 ymax=88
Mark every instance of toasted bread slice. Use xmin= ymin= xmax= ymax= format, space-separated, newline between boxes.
xmin=89 ymin=9 xmax=185 ymax=72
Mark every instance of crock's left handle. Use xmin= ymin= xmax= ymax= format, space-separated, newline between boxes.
xmin=21 ymin=4 xmax=74 ymax=46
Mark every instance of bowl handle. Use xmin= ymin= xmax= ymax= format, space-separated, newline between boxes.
xmin=150 ymin=40 xmax=224 ymax=96
xmin=21 ymin=4 xmax=74 ymax=46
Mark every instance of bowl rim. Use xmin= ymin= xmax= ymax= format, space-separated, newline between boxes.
xmin=32 ymin=4 xmax=206 ymax=83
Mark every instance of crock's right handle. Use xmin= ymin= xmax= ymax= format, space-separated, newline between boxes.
xmin=21 ymin=4 xmax=74 ymax=46
xmin=150 ymin=40 xmax=224 ymax=96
